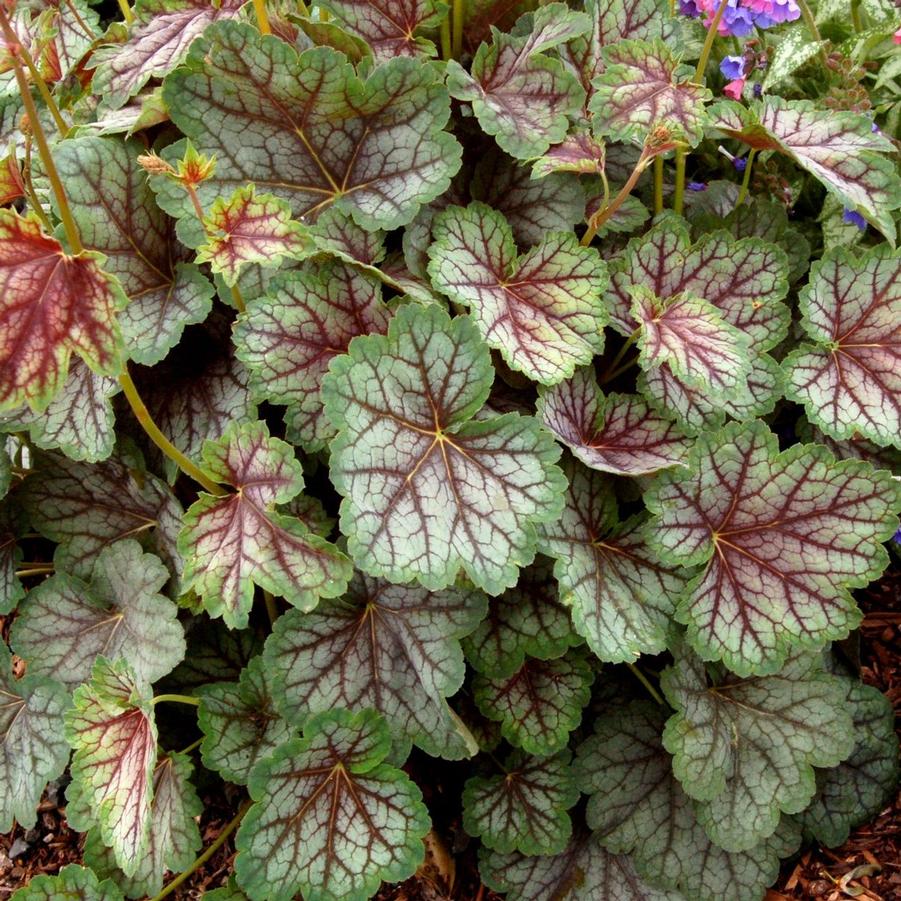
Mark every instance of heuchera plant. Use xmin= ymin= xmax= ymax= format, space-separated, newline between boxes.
xmin=1 ymin=0 xmax=900 ymax=899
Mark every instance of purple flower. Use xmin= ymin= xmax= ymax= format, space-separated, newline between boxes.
xmin=681 ymin=0 xmax=800 ymax=35
xmin=720 ymin=55 xmax=746 ymax=79
xmin=688 ymin=181 xmax=708 ymax=191
xmin=733 ymin=156 xmax=748 ymax=172
xmin=753 ymin=82 xmax=763 ymax=97
xmin=894 ymin=525 xmax=901 ymax=545
xmin=842 ymin=208 xmax=867 ymax=230
xmin=871 ymin=121 xmax=882 ymax=134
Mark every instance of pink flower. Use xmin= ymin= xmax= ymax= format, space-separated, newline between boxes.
xmin=893 ymin=26 xmax=901 ymax=44
xmin=724 ymin=78 xmax=745 ymax=99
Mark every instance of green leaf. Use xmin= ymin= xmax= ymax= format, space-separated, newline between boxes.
xmin=51 ymin=136 xmax=214 ymax=366
xmin=608 ymin=216 xmax=790 ymax=347
xmin=235 ymin=709 xmax=430 ymax=901
xmin=22 ymin=448 xmax=184 ymax=582
xmin=11 ymin=539 xmax=185 ymax=688
xmin=474 ymin=651 xmax=594 ymax=756
xmin=196 ymin=185 xmax=311 ymax=287
xmin=65 ymin=658 xmax=157 ymax=876
xmin=539 ymin=460 xmax=688 ymax=664
xmin=631 ymin=287 xmax=751 ymax=392
xmin=646 ymin=419 xmax=900 ymax=675
xmin=0 ymin=523 xmax=24 ymax=616
xmin=319 ymin=0 xmax=447 ymax=60
xmin=197 ymin=655 xmax=294 ymax=786
xmin=480 ymin=829 xmax=682 ymax=901
xmin=784 ymin=245 xmax=900 ymax=449
xmin=84 ymin=751 xmax=203 ymax=898
xmin=322 ymin=303 xmax=566 ymax=594
xmin=164 ymin=21 xmax=461 ymax=231
xmin=233 ymin=262 xmax=391 ymax=451
xmin=574 ymin=701 xmax=801 ymax=901
xmin=0 ymin=210 xmax=127 ymax=413
xmin=462 ymin=557 xmax=580 ymax=679
xmin=10 ymin=865 xmax=124 ymax=901
xmin=761 ymin=30 xmax=827 ymax=91
xmin=796 ymin=419 xmax=901 ymax=477
xmin=463 ymin=750 xmax=578 ymax=855
xmin=799 ymin=679 xmax=900 ymax=848
xmin=428 ymin=203 xmax=608 ymax=385
xmin=589 ymin=40 xmax=710 ymax=146
xmin=709 ymin=99 xmax=901 ymax=244
xmin=91 ymin=0 xmax=244 ymax=110
xmin=0 ymin=643 xmax=69 ymax=834
xmin=446 ymin=4 xmax=589 ymax=159
xmin=661 ymin=650 xmax=854 ymax=851
xmin=178 ymin=420 xmax=351 ymax=629
xmin=264 ymin=570 xmax=486 ymax=758
xmin=532 ymin=131 xmax=606 ymax=178
xmin=538 ymin=366 xmax=690 ymax=475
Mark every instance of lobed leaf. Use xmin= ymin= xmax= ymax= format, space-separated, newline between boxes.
xmin=9 ymin=865 xmax=124 ymax=901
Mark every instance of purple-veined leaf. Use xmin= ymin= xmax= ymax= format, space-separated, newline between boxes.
xmin=589 ymin=40 xmax=710 ymax=146
xmin=473 ymin=651 xmax=593 ymax=757
xmin=479 ymin=828 xmax=682 ymax=901
xmin=574 ymin=701 xmax=802 ymax=901
xmin=428 ymin=203 xmax=608 ymax=385
xmin=537 ymin=366 xmax=690 ymax=475
xmin=21 ymin=447 xmax=184 ymax=582
xmin=784 ymin=245 xmax=900 ymax=449
xmin=197 ymin=655 xmax=293 ymax=786
xmin=84 ymin=751 xmax=203 ymax=898
xmin=195 ymin=185 xmax=311 ymax=287
xmin=532 ymin=130 xmax=606 ymax=178
xmin=539 ymin=460 xmax=688 ymax=663
xmin=661 ymin=650 xmax=854 ymax=851
xmin=9 ymin=864 xmax=124 ymax=901
xmin=462 ymin=750 xmax=578 ymax=855
xmin=178 ymin=420 xmax=351 ymax=629
xmin=11 ymin=539 xmax=185 ymax=688
xmin=0 ymin=643 xmax=69 ymax=834
xmin=319 ymin=0 xmax=447 ymax=59
xmin=0 ymin=520 xmax=24 ymax=615
xmin=52 ymin=136 xmax=214 ymax=367
xmin=646 ymin=419 xmax=900 ymax=676
xmin=233 ymin=261 xmax=391 ymax=451
xmin=322 ymin=303 xmax=566 ymax=595
xmin=462 ymin=558 xmax=581 ymax=679
xmin=608 ymin=215 xmax=790 ymax=345
xmin=796 ymin=418 xmax=901 ymax=475
xmin=638 ymin=350 xmax=784 ymax=435
xmin=471 ymin=150 xmax=585 ymax=248
xmin=65 ymin=658 xmax=157 ymax=876
xmin=4 ymin=359 xmax=118 ymax=463
xmin=798 ymin=679 xmax=900 ymax=848
xmin=163 ymin=21 xmax=461 ymax=231
xmin=709 ymin=99 xmax=901 ymax=243
xmin=91 ymin=0 xmax=244 ymax=110
xmin=264 ymin=571 xmax=486 ymax=759
xmin=559 ymin=0 xmax=674 ymax=99
xmin=0 ymin=209 xmax=127 ymax=412
xmin=446 ymin=4 xmax=590 ymax=159
xmin=234 ymin=710 xmax=430 ymax=901
xmin=630 ymin=286 xmax=751 ymax=392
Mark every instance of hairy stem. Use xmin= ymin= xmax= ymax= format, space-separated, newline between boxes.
xmin=583 ymin=153 xmax=650 ymax=246
xmin=119 ymin=368 xmax=228 ymax=496
xmin=735 ymin=148 xmax=756 ymax=207
xmin=152 ymin=693 xmax=201 ymax=707
xmin=653 ymin=156 xmax=664 ymax=215
xmin=149 ymin=800 xmax=252 ymax=901
xmin=627 ymin=663 xmax=665 ymax=706
xmin=22 ymin=138 xmax=53 ymax=231
xmin=795 ymin=0 xmax=821 ymax=42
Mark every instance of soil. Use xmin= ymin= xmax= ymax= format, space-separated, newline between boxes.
xmin=1 ymin=566 xmax=898 ymax=901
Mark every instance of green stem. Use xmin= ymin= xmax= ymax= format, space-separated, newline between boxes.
xmin=149 ymin=799 xmax=251 ymax=901
xmin=735 ymin=148 xmax=756 ymax=207
xmin=602 ymin=330 xmax=639 ymax=381
xmin=795 ymin=0 xmax=821 ymax=42
xmin=440 ymin=15 xmax=452 ymax=60
xmin=599 ymin=353 xmax=639 ymax=384
xmin=22 ymin=138 xmax=53 ymax=232
xmin=177 ymin=737 xmax=203 ymax=756
xmin=116 ymin=0 xmax=134 ymax=23
xmin=452 ymin=0 xmax=463 ymax=58
xmin=230 ymin=284 xmax=246 ymax=313
xmin=119 ymin=368 xmax=228 ymax=496
xmin=582 ymin=152 xmax=650 ymax=246
xmin=0 ymin=9 xmax=69 ymax=138
xmin=152 ymin=693 xmax=201 ymax=707
xmin=16 ymin=566 xmax=55 ymax=577
xmin=694 ymin=0 xmax=730 ymax=82
xmin=252 ymin=0 xmax=271 ymax=33
xmin=850 ymin=0 xmax=862 ymax=31
xmin=263 ymin=590 xmax=279 ymax=626
xmin=673 ymin=149 xmax=686 ymax=216
xmin=627 ymin=663 xmax=665 ymax=706
xmin=652 ymin=156 xmax=664 ymax=215
xmin=6 ymin=44 xmax=82 ymax=253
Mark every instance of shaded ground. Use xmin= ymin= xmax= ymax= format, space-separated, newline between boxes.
xmin=2 ymin=566 xmax=898 ymax=900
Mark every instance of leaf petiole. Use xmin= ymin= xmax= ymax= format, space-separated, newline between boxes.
xmin=582 ymin=152 xmax=652 ymax=245
xmin=653 ymin=156 xmax=664 ymax=214
xmin=252 ymin=0 xmax=271 ymax=34
xmin=735 ymin=148 xmax=756 ymax=207
xmin=152 ymin=693 xmax=201 ymax=707
xmin=116 ymin=0 xmax=134 ymax=23
xmin=627 ymin=662 xmax=666 ymax=706
xmin=452 ymin=0 xmax=463 ymax=58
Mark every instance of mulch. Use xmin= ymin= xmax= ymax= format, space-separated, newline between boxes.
xmin=2 ymin=566 xmax=898 ymax=901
